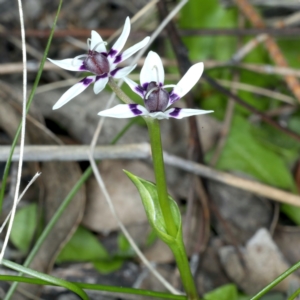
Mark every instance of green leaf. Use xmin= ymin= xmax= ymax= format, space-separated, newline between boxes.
xmin=204 ymin=284 xmax=238 ymax=300
xmin=251 ymin=123 xmax=300 ymax=166
xmin=281 ymin=204 xmax=300 ymax=225
xmin=278 ymin=39 xmax=300 ymax=69
xmin=118 ymin=233 xmax=131 ymax=252
xmin=124 ymin=170 xmax=182 ymax=244
xmin=179 ymin=0 xmax=237 ymax=61
xmin=56 ymin=226 xmax=109 ymax=263
xmin=214 ymin=116 xmax=295 ymax=190
xmin=2 ymin=259 xmax=89 ymax=300
xmin=145 ymin=229 xmax=157 ymax=247
xmin=11 ymin=203 xmax=37 ymax=253
xmin=93 ymin=258 xmax=124 ymax=274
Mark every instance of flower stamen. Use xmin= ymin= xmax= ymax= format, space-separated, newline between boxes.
xmin=152 ymin=65 xmax=160 ymax=85
xmin=92 ymin=41 xmax=108 ymax=52
xmin=162 ymin=84 xmax=176 ymax=89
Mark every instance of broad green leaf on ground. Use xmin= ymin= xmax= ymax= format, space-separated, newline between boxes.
xmin=204 ymin=284 xmax=237 ymax=300
xmin=11 ymin=203 xmax=37 ymax=253
xmin=56 ymin=226 xmax=109 ymax=263
xmin=93 ymin=258 xmax=124 ymax=274
xmin=179 ymin=0 xmax=237 ymax=61
xmin=281 ymin=204 xmax=300 ymax=226
xmin=118 ymin=233 xmax=132 ymax=253
xmin=251 ymin=123 xmax=300 ymax=166
xmin=213 ymin=116 xmax=295 ymax=190
xmin=117 ymin=233 xmax=135 ymax=257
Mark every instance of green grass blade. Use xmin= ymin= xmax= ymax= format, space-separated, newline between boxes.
xmin=2 ymin=260 xmax=88 ymax=300
xmin=0 ymin=275 xmax=186 ymax=300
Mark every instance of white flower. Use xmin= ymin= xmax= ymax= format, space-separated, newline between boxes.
xmin=98 ymin=51 xmax=213 ymax=120
xmin=48 ymin=17 xmax=150 ymax=110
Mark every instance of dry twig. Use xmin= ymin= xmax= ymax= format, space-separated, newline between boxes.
xmin=2 ymin=144 xmax=300 ymax=208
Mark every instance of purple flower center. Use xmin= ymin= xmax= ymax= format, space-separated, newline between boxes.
xmin=83 ymin=51 xmax=110 ymax=75
xmin=144 ymin=82 xmax=169 ymax=112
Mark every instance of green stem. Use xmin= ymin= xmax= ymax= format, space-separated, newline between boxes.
xmin=2 ymin=260 xmax=88 ymax=300
xmin=251 ymin=260 xmax=300 ymax=300
xmin=170 ymin=240 xmax=199 ymax=300
xmin=145 ymin=118 xmax=177 ymax=237
xmin=289 ymin=287 xmax=300 ymax=300
xmin=108 ymin=77 xmax=133 ymax=104
xmin=0 ymin=275 xmax=187 ymax=300
xmin=145 ymin=117 xmax=199 ymax=300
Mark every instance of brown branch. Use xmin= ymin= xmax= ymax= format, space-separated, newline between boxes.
xmin=1 ymin=144 xmax=300 ymax=207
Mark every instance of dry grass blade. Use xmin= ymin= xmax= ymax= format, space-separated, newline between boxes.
xmin=0 ymin=173 xmax=41 ymax=234
xmin=0 ymin=0 xmax=27 ymax=264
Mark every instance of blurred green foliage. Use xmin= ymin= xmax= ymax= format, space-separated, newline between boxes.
xmin=179 ymin=0 xmax=300 ymax=224
xmin=11 ymin=203 xmax=37 ymax=253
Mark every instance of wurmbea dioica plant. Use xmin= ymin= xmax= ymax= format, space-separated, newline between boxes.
xmin=50 ymin=18 xmax=212 ymax=300
xmin=48 ymin=17 xmax=150 ymax=110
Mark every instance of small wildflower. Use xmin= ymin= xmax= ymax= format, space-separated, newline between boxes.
xmin=48 ymin=17 xmax=150 ymax=109
xmin=98 ymin=51 xmax=213 ymax=120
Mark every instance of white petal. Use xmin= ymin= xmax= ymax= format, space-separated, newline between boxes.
xmin=110 ymin=64 xmax=136 ymax=79
xmin=53 ymin=76 xmax=96 ymax=110
xmin=140 ymin=51 xmax=164 ymax=87
xmin=90 ymin=30 xmax=107 ymax=53
xmin=148 ymin=111 xmax=170 ymax=120
xmin=171 ymin=62 xmax=204 ymax=102
xmin=165 ymin=107 xmax=213 ymax=119
xmin=47 ymin=58 xmax=86 ymax=72
xmin=109 ymin=17 xmax=130 ymax=57
xmin=114 ymin=36 xmax=150 ymax=65
xmin=98 ymin=104 xmax=149 ymax=118
xmin=123 ymin=77 xmax=144 ymax=98
xmin=93 ymin=76 xmax=109 ymax=94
